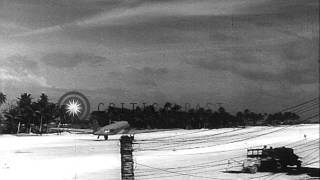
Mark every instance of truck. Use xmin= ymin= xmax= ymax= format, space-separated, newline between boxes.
xmin=242 ymin=146 xmax=302 ymax=173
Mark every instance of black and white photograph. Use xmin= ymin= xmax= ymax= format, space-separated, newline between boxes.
xmin=0 ymin=0 xmax=319 ymax=179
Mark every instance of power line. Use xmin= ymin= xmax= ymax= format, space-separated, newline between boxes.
xmin=135 ymin=154 xmax=246 ymax=177
xmin=136 ymin=134 xmax=319 ymax=179
xmin=296 ymin=106 xmax=319 ymax=115
xmin=135 ymin=162 xmax=231 ymax=178
xmin=136 ymin=130 xmax=246 ymax=149
xmin=133 ymin=100 xmax=318 ymax=179
xmin=138 ymin=125 xmax=301 ymax=151
xmin=135 ymin=162 xmax=231 ymax=180
xmin=140 ymin=129 xmax=211 ymax=141
xmin=137 ymin=98 xmax=319 ymax=150
xmin=291 ymin=102 xmax=319 ymax=113
xmin=138 ymin=127 xmax=250 ymax=144
xmin=137 ymin=128 xmax=270 ymax=150
xmin=136 ymin=136 xmax=318 ymax=178
xmin=136 ymin=114 xmax=318 ymax=151
xmin=281 ymin=98 xmax=318 ymax=112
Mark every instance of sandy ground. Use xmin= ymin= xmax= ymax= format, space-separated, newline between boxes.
xmin=0 ymin=124 xmax=319 ymax=180
xmin=0 ymin=133 xmax=122 ymax=180
xmin=134 ymin=124 xmax=319 ymax=180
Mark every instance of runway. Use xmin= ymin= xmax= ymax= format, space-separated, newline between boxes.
xmin=0 ymin=133 xmax=121 ymax=180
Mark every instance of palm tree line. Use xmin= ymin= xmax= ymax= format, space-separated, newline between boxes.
xmin=0 ymin=92 xmax=301 ymax=134
xmin=103 ymin=102 xmax=300 ymax=129
xmin=0 ymin=92 xmax=69 ymax=134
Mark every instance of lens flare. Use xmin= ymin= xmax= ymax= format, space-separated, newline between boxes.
xmin=66 ymin=99 xmax=82 ymax=117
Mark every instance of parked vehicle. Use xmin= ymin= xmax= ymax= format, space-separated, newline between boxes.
xmin=243 ymin=146 xmax=302 ymax=173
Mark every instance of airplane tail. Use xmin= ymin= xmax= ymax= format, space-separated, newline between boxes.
xmin=91 ymin=119 xmax=101 ymax=132
xmin=89 ymin=111 xmax=109 ymax=132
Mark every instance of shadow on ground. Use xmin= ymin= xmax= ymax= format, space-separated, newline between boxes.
xmin=223 ymin=167 xmax=320 ymax=178
xmin=223 ymin=170 xmax=244 ymax=174
xmin=286 ymin=167 xmax=320 ymax=177
xmin=77 ymin=139 xmax=119 ymax=142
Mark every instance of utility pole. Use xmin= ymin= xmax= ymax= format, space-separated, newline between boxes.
xmin=120 ymin=135 xmax=134 ymax=180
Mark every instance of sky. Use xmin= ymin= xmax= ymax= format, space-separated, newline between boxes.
xmin=0 ymin=0 xmax=318 ymax=113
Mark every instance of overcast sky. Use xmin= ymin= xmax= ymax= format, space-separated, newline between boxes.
xmin=0 ymin=0 xmax=318 ymax=112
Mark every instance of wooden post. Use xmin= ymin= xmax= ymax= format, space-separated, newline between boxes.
xmin=120 ymin=135 xmax=134 ymax=180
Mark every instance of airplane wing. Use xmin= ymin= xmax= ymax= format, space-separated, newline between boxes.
xmin=93 ymin=121 xmax=130 ymax=135
xmin=50 ymin=128 xmax=93 ymax=134
xmin=49 ymin=121 xmax=130 ymax=139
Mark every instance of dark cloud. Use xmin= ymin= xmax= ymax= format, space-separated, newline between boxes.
xmin=189 ymin=59 xmax=317 ymax=85
xmin=243 ymin=0 xmax=318 ymax=17
xmin=40 ymin=52 xmax=109 ymax=68
xmin=0 ymin=0 xmax=120 ymax=29
xmin=1 ymin=0 xmax=318 ymax=112
xmin=78 ymin=86 xmax=168 ymax=108
xmin=48 ymin=0 xmax=317 ymax=52
xmin=110 ymin=67 xmax=169 ymax=87
xmin=236 ymin=67 xmax=317 ymax=85
xmin=186 ymin=38 xmax=318 ymax=85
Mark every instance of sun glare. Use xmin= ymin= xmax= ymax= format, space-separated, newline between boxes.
xmin=66 ymin=99 xmax=82 ymax=117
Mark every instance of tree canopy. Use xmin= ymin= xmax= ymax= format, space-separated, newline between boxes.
xmin=0 ymin=92 xmax=305 ymax=134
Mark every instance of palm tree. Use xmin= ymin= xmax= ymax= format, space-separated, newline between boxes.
xmin=17 ymin=93 xmax=34 ymax=133
xmin=33 ymin=93 xmax=59 ymax=133
xmin=0 ymin=92 xmax=6 ymax=107
xmin=36 ymin=93 xmax=49 ymax=133
xmin=164 ymin=102 xmax=172 ymax=111
xmin=236 ymin=112 xmax=244 ymax=126
xmin=3 ymin=107 xmax=21 ymax=133
xmin=243 ymin=109 xmax=250 ymax=126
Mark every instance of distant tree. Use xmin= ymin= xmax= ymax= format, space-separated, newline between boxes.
xmin=16 ymin=93 xmax=36 ymax=133
xmin=57 ymin=104 xmax=71 ymax=124
xmin=217 ymin=107 xmax=226 ymax=127
xmin=243 ymin=109 xmax=250 ymax=125
xmin=34 ymin=93 xmax=57 ymax=133
xmin=3 ymin=107 xmax=21 ymax=133
xmin=236 ymin=112 xmax=244 ymax=126
xmin=0 ymin=92 xmax=6 ymax=107
xmin=171 ymin=104 xmax=182 ymax=112
xmin=0 ymin=92 xmax=7 ymax=133
xmin=265 ymin=111 xmax=300 ymax=125
xmin=164 ymin=102 xmax=172 ymax=111
xmin=218 ymin=107 xmax=226 ymax=114
xmin=17 ymin=93 xmax=32 ymax=108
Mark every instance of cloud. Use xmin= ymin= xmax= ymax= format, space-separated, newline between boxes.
xmin=0 ymin=22 xmax=30 ymax=36
xmin=12 ymin=0 xmax=316 ymax=52
xmin=40 ymin=52 xmax=109 ymax=68
xmin=90 ymin=87 xmax=168 ymax=105
xmin=109 ymin=67 xmax=169 ymax=87
xmin=186 ymin=38 xmax=318 ymax=85
xmin=0 ymin=0 xmax=318 ymax=113
xmin=0 ymin=0 xmax=115 ymax=33
xmin=11 ymin=0 xmax=269 ymax=37
xmin=4 ymin=55 xmax=39 ymax=72
xmin=13 ymin=0 xmax=317 ymax=39
xmin=0 ymin=55 xmax=50 ymax=87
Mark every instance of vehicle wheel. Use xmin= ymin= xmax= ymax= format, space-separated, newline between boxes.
xmin=241 ymin=167 xmax=247 ymax=173
xmin=250 ymin=165 xmax=258 ymax=174
xmin=297 ymin=162 xmax=301 ymax=170
xmin=281 ymin=163 xmax=287 ymax=171
xmin=104 ymin=135 xmax=108 ymax=140
xmin=276 ymin=162 xmax=282 ymax=172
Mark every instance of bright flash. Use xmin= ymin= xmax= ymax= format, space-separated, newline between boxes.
xmin=66 ymin=99 xmax=82 ymax=117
